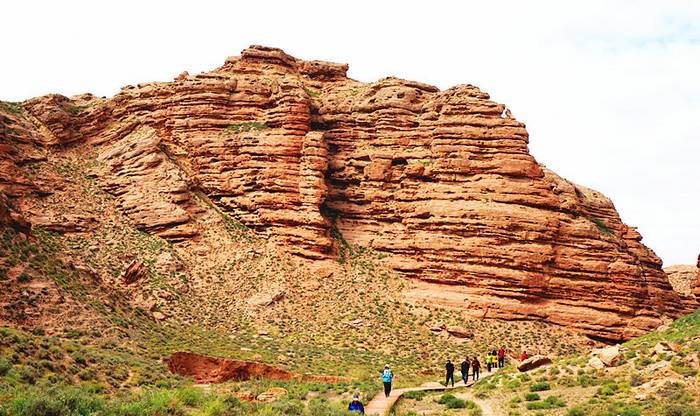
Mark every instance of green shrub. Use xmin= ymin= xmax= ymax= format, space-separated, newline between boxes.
xmin=630 ymin=373 xmax=644 ymax=387
xmin=597 ymin=382 xmax=619 ymax=396
xmin=9 ymin=386 xmax=106 ymax=416
xmin=0 ymin=357 xmax=12 ymax=376
xmin=671 ymin=359 xmax=698 ymax=377
xmin=664 ymin=404 xmax=698 ymax=416
xmin=174 ymin=387 xmax=204 ymax=406
xmin=529 ymin=382 xmax=551 ymax=392
xmin=438 ymin=393 xmax=466 ymax=409
xmin=403 ymin=390 xmax=427 ymax=401
xmin=525 ymin=396 xmax=566 ymax=410
xmin=635 ymin=356 xmax=653 ymax=369
xmin=567 ymin=406 xmax=586 ymax=416
xmin=525 ymin=392 xmax=540 ymax=401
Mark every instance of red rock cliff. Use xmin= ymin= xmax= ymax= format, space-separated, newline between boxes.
xmin=1 ymin=46 xmax=695 ymax=340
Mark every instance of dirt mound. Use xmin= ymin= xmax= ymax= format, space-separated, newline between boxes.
xmin=167 ymin=352 xmax=350 ymax=384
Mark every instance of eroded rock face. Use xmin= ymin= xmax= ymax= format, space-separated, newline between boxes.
xmin=665 ymin=264 xmax=699 ymax=296
xmin=695 ymin=255 xmax=700 ymax=299
xmin=167 ymin=351 xmax=350 ymax=384
xmin=2 ymin=45 xmax=696 ymax=340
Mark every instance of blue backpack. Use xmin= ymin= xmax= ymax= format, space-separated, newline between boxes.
xmin=382 ymin=369 xmax=393 ymax=382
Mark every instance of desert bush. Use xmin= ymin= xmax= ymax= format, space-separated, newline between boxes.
xmin=525 ymin=396 xmax=566 ymax=410
xmin=567 ymin=406 xmax=586 ymax=416
xmin=402 ymin=390 xmax=427 ymax=401
xmin=664 ymin=404 xmax=698 ymax=416
xmin=0 ymin=357 xmax=12 ymax=376
xmin=525 ymin=392 xmax=540 ymax=401
xmin=438 ymin=393 xmax=466 ymax=409
xmin=630 ymin=373 xmax=644 ymax=387
xmin=174 ymin=386 xmax=205 ymax=406
xmin=529 ymin=382 xmax=550 ymax=392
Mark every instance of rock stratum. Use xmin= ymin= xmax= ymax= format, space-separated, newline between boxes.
xmin=1 ymin=45 xmax=698 ymax=341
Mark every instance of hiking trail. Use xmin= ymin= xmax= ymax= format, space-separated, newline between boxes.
xmin=364 ymin=369 xmax=500 ymax=415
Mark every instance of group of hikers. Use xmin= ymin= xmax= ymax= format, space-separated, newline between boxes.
xmin=444 ymin=347 xmax=508 ymax=387
xmin=348 ymin=348 xmax=525 ymax=414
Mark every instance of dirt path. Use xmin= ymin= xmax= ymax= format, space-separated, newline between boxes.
xmin=365 ymin=369 xmax=500 ymax=415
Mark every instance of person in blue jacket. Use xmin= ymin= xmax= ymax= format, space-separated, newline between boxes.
xmin=348 ymin=393 xmax=365 ymax=414
xmin=382 ymin=364 xmax=394 ymax=397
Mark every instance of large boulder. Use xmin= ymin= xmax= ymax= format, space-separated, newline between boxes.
xmin=590 ymin=345 xmax=621 ymax=367
xmin=588 ymin=357 xmax=605 ymax=369
xmin=652 ymin=341 xmax=680 ymax=356
xmin=446 ymin=326 xmax=473 ymax=339
xmin=517 ymin=355 xmax=551 ymax=372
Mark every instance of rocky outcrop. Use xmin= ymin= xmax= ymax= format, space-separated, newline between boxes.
xmin=1 ymin=45 xmax=694 ymax=340
xmin=167 ymin=351 xmax=350 ymax=384
xmin=590 ymin=345 xmax=621 ymax=367
xmin=695 ymin=255 xmax=700 ymax=299
xmin=665 ymin=264 xmax=699 ymax=296
xmin=517 ymin=355 xmax=551 ymax=372
xmin=121 ymin=260 xmax=149 ymax=285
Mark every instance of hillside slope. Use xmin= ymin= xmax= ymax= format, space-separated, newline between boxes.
xmin=1 ymin=46 xmax=698 ymax=343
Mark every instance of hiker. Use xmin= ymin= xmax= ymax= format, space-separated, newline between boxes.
xmin=382 ymin=364 xmax=394 ymax=397
xmin=521 ymin=351 xmax=527 ymax=361
xmin=471 ymin=356 xmax=480 ymax=381
xmin=498 ymin=347 xmax=506 ymax=368
xmin=445 ymin=359 xmax=455 ymax=387
xmin=460 ymin=357 xmax=470 ymax=384
xmin=348 ymin=393 xmax=365 ymax=414
xmin=486 ymin=352 xmax=493 ymax=372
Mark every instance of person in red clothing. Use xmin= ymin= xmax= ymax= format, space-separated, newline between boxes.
xmin=521 ymin=351 xmax=527 ymax=361
xmin=498 ymin=347 xmax=506 ymax=368
xmin=471 ymin=356 xmax=481 ymax=381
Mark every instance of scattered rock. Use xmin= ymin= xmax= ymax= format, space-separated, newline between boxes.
xmin=121 ymin=260 xmax=149 ymax=285
xmin=587 ymin=357 xmax=605 ymax=369
xmin=446 ymin=326 xmax=473 ymax=339
xmin=152 ymin=311 xmax=166 ymax=320
xmin=517 ymin=355 xmax=552 ymax=372
xmin=256 ymin=387 xmax=288 ymax=402
xmin=247 ymin=289 xmax=285 ymax=307
xmin=653 ymin=341 xmax=679 ymax=356
xmin=590 ymin=345 xmax=621 ymax=367
xmin=427 ymin=322 xmax=445 ymax=332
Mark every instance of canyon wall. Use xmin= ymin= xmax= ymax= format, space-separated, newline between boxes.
xmin=1 ymin=46 xmax=696 ymax=340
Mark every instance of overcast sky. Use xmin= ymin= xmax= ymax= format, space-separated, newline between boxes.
xmin=3 ymin=1 xmax=698 ymax=265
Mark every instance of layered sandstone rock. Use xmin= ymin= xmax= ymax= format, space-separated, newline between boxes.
xmin=1 ymin=45 xmax=695 ymax=340
xmin=695 ymin=255 xmax=700 ymax=298
xmin=665 ymin=264 xmax=699 ymax=296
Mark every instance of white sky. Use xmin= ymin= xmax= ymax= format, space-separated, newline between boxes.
xmin=2 ymin=1 xmax=699 ymax=266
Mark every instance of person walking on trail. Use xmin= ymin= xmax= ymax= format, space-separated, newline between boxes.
xmin=521 ymin=351 xmax=528 ymax=361
xmin=471 ymin=357 xmax=480 ymax=381
xmin=460 ymin=357 xmax=470 ymax=384
xmin=498 ymin=347 xmax=506 ymax=368
xmin=381 ymin=365 xmax=394 ymax=397
xmin=445 ymin=359 xmax=455 ymax=387
xmin=486 ymin=352 xmax=493 ymax=372
xmin=348 ymin=393 xmax=365 ymax=414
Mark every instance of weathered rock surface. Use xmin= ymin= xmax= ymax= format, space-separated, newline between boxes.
xmin=1 ymin=45 xmax=696 ymax=340
xmin=665 ymin=264 xmax=699 ymax=296
xmin=590 ymin=345 xmax=621 ymax=367
xmin=517 ymin=355 xmax=551 ymax=372
xmin=695 ymin=254 xmax=700 ymax=299
xmin=588 ymin=356 xmax=605 ymax=369
xmin=167 ymin=351 xmax=350 ymax=384
xmin=121 ymin=260 xmax=149 ymax=285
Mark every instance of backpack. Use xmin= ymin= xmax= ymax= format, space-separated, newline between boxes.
xmin=382 ymin=369 xmax=393 ymax=382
